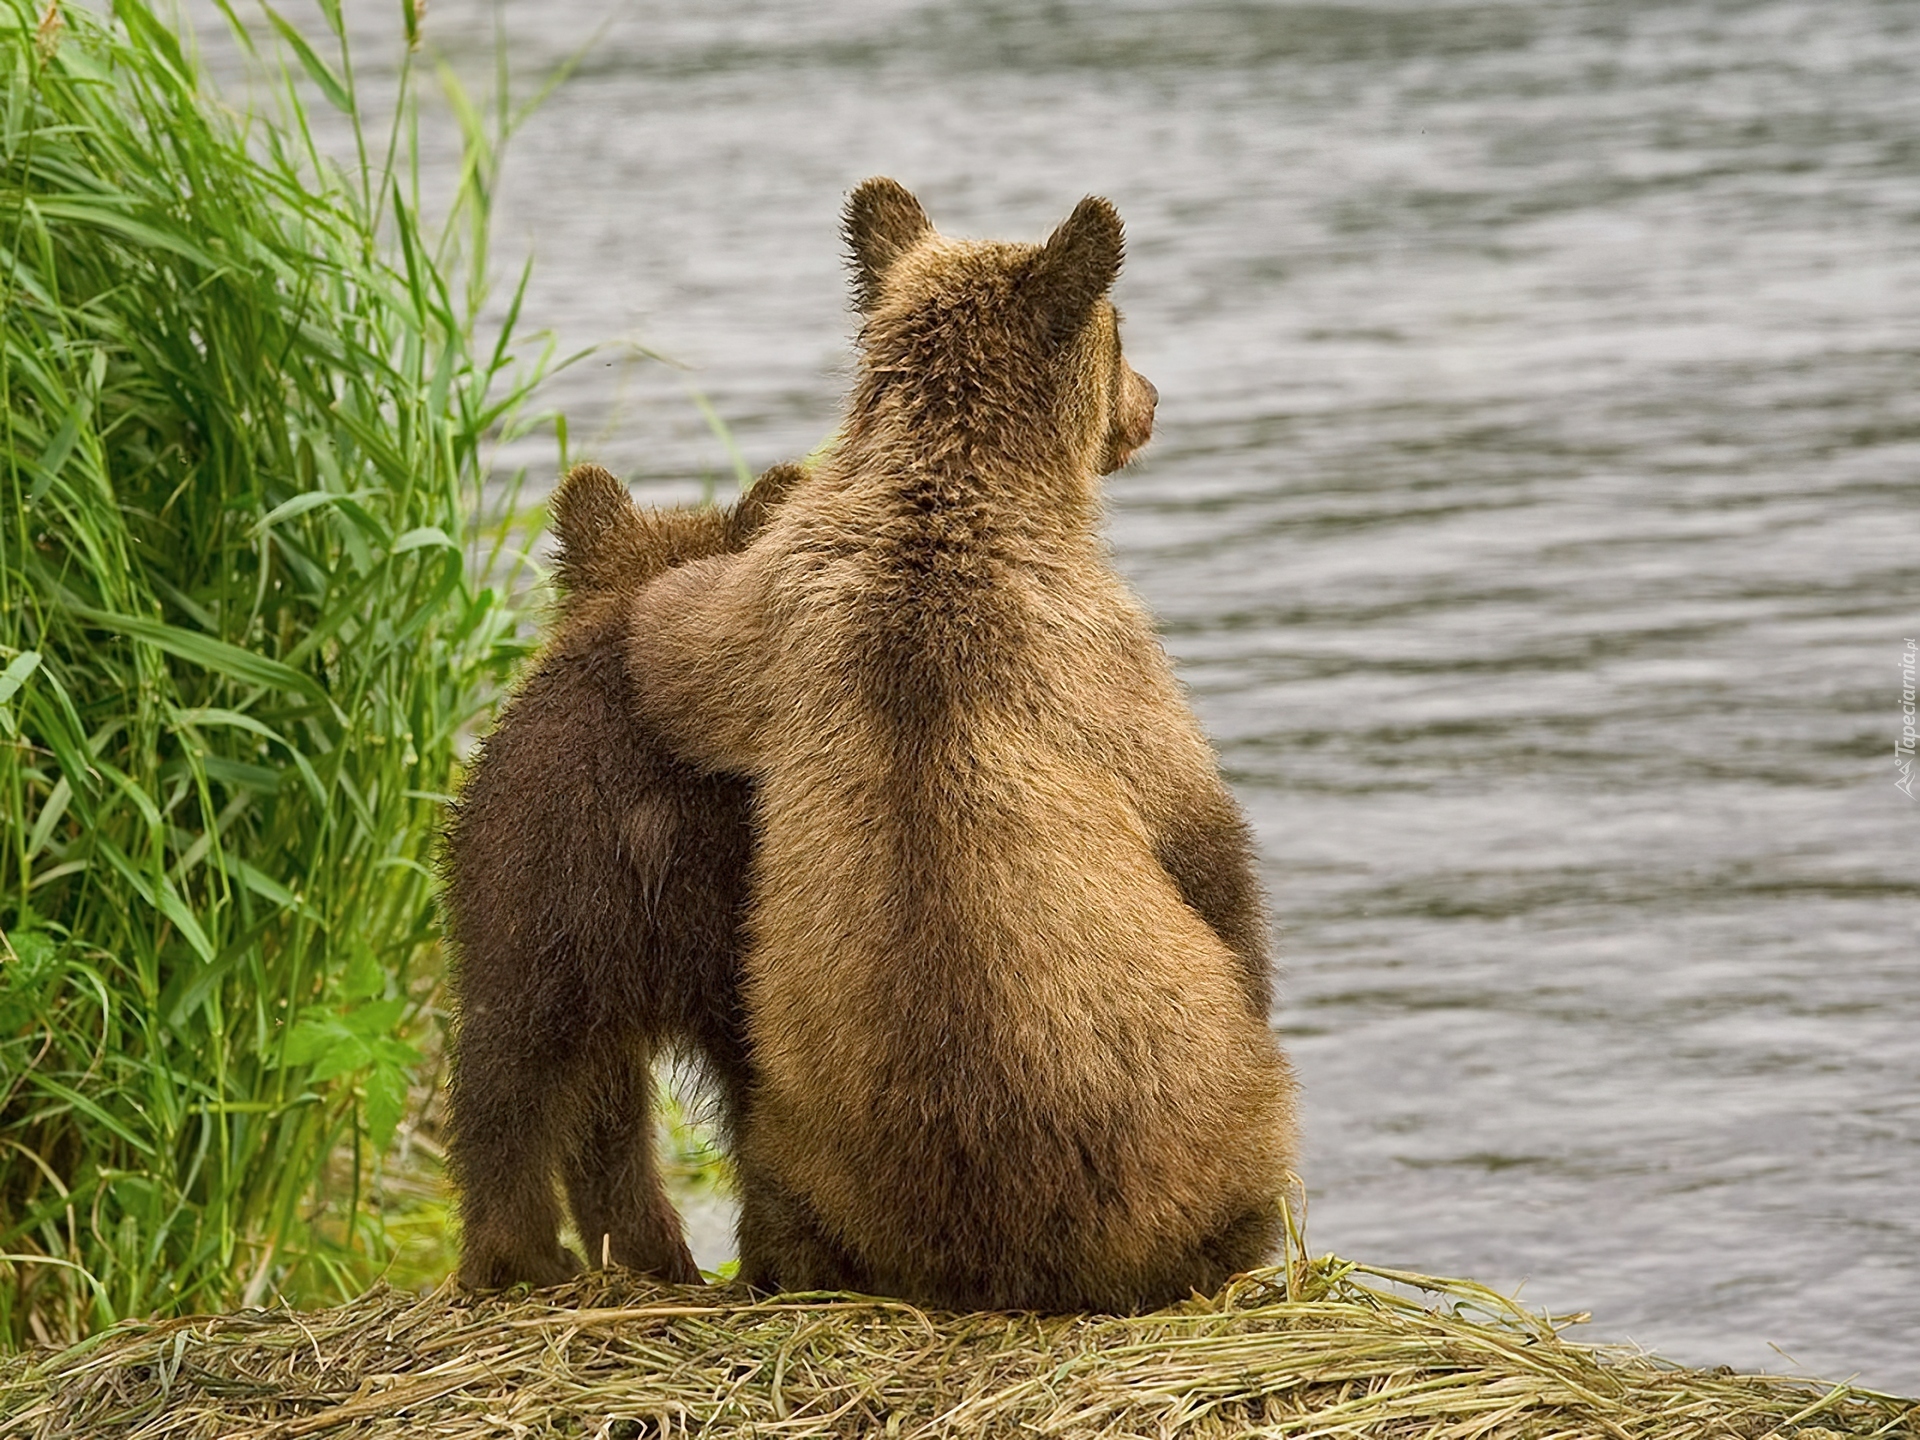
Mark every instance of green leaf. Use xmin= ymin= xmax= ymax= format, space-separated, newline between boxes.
xmin=342 ymin=997 xmax=407 ymax=1038
xmin=362 ymin=1063 xmax=410 ymax=1148
xmin=33 ymin=394 xmax=89 ymax=504
xmin=261 ymin=4 xmax=352 ymax=112
xmin=30 ymin=199 xmax=220 ymax=268
xmin=251 ymin=488 xmax=380 ymax=537
xmin=2 ymin=925 xmax=58 ymax=984
xmin=154 ymin=879 xmax=217 ymax=965
xmin=281 ymin=1013 xmax=356 ymax=1070
xmin=308 ymin=1038 xmax=373 ymax=1084
xmin=168 ymin=706 xmax=325 ymax=805
xmin=0 ymin=650 xmax=41 ymax=706
xmin=69 ymin=606 xmax=333 ymax=710
xmin=199 ymin=756 xmax=282 ymax=793
xmin=25 ymin=775 xmax=72 ymax=862
xmin=370 ymin=1037 xmax=422 ymax=1069
xmin=226 ymin=857 xmax=313 ymax=917
xmin=341 ymin=946 xmax=385 ymax=1000
xmin=389 ymin=525 xmax=456 ymax=555
xmin=27 ymin=1075 xmax=156 ymax=1157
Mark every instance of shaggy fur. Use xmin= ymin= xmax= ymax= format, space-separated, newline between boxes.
xmin=623 ymin=179 xmax=1298 ymax=1312
xmin=442 ymin=460 xmax=801 ymax=1289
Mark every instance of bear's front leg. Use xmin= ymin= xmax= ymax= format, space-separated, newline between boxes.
xmin=1149 ymin=778 xmax=1274 ymax=1019
xmin=624 ymin=552 xmax=781 ymax=777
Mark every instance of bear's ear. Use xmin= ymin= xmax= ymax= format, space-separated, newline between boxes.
xmin=845 ymin=178 xmax=932 ymax=312
xmin=1027 ymin=196 xmax=1124 ymax=345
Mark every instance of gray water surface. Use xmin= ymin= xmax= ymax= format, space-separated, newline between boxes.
xmin=246 ymin=0 xmax=1919 ymax=1390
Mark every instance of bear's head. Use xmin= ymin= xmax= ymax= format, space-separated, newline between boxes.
xmin=841 ymin=178 xmax=1157 ymax=481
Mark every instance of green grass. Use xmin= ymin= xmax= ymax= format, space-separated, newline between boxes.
xmin=0 ymin=0 xmax=560 ymax=1346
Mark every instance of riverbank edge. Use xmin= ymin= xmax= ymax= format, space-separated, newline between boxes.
xmin=2 ymin=1253 xmax=1913 ymax=1439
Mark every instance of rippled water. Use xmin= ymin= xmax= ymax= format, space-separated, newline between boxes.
xmin=219 ymin=0 xmax=1919 ymax=1390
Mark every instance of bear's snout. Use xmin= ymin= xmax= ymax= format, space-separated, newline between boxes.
xmin=1105 ymin=365 xmax=1157 ymax=473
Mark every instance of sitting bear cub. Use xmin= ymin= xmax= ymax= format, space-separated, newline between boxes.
xmin=624 ymin=179 xmax=1298 ymax=1312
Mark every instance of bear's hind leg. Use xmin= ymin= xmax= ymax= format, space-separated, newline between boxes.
xmin=561 ymin=1040 xmax=699 ymax=1283
xmin=734 ymin=1156 xmax=865 ymax=1296
xmin=1174 ymin=1201 xmax=1285 ymax=1306
xmin=446 ymin=995 xmax=587 ymax=1290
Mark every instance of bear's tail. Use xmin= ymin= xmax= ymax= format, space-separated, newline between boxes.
xmin=548 ymin=463 xmax=653 ymax=598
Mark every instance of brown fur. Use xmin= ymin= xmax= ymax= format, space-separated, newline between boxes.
xmin=441 ymin=460 xmax=801 ymax=1289
xmin=622 ymin=179 xmax=1298 ymax=1312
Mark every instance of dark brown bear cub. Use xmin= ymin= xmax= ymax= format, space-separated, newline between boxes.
xmin=623 ymin=180 xmax=1298 ymax=1312
xmin=442 ymin=460 xmax=798 ymax=1288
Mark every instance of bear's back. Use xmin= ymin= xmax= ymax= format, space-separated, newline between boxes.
xmin=737 ymin=510 xmax=1293 ymax=1303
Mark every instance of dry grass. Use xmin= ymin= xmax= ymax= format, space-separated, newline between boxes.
xmin=2 ymin=1249 xmax=1912 ymax=1440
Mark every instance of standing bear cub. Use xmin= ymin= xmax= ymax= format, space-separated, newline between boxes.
xmin=624 ymin=179 xmax=1298 ymax=1312
xmin=442 ymin=460 xmax=800 ymax=1289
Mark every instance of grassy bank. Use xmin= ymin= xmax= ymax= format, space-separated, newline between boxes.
xmin=1 ymin=0 xmax=551 ymax=1344
xmin=1 ymin=1249 xmax=1914 ymax=1439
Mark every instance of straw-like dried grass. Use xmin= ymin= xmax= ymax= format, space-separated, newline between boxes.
xmin=2 ymin=1250 xmax=1912 ymax=1440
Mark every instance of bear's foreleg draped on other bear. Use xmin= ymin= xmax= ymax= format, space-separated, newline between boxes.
xmin=620 ymin=179 xmax=1298 ymax=1313
xmin=441 ymin=461 xmax=800 ymax=1290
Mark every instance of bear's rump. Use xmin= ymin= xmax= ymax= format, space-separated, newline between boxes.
xmin=741 ymin=761 xmax=1289 ymax=1278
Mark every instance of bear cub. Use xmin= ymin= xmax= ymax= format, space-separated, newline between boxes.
xmin=442 ymin=460 xmax=799 ymax=1289
xmin=623 ymin=179 xmax=1298 ymax=1312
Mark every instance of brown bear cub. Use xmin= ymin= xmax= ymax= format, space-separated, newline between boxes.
xmin=442 ymin=459 xmax=800 ymax=1289
xmin=623 ymin=179 xmax=1299 ymax=1312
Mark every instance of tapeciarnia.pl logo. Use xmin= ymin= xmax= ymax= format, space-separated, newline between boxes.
xmin=1898 ymin=638 xmax=1916 ymax=800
